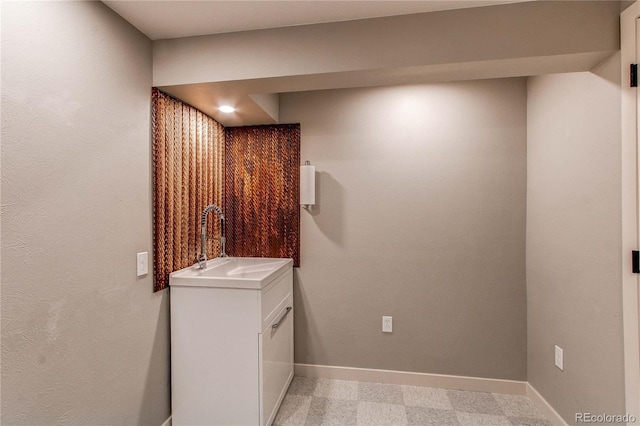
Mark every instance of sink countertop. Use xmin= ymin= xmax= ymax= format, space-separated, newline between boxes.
xmin=169 ymin=257 xmax=293 ymax=289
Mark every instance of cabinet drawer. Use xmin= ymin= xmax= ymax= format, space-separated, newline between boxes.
xmin=261 ymin=269 xmax=292 ymax=331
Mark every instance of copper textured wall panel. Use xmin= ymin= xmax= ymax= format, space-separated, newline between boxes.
xmin=152 ymin=88 xmax=225 ymax=291
xmin=225 ymin=125 xmax=300 ymax=266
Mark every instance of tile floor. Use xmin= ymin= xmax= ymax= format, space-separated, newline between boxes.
xmin=274 ymin=377 xmax=553 ymax=426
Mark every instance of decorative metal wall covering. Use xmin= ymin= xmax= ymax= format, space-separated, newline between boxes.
xmin=152 ymin=88 xmax=224 ymax=291
xmin=225 ymin=125 xmax=300 ymax=266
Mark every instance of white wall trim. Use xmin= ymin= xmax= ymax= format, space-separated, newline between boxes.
xmin=526 ymin=383 xmax=568 ymax=426
xmin=621 ymin=1 xmax=640 ymax=422
xmin=294 ymin=363 xmax=527 ymax=396
xmin=160 ymin=415 xmax=172 ymax=426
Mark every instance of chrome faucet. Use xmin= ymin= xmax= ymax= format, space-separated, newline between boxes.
xmin=197 ymin=204 xmax=227 ymax=269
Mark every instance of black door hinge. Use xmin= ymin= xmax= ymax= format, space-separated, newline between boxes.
xmin=631 ymin=64 xmax=638 ymax=87
xmin=633 ymin=251 xmax=640 ymax=273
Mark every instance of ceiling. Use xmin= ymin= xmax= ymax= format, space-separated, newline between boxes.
xmin=104 ymin=0 xmax=567 ymax=126
xmin=102 ymin=0 xmax=522 ymax=40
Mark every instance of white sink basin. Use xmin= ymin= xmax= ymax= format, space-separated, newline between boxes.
xmin=169 ymin=257 xmax=293 ymax=289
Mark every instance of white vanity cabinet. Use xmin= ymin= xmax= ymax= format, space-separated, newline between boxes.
xmin=170 ymin=258 xmax=294 ymax=426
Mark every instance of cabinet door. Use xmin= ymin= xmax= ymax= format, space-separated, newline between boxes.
xmin=171 ymin=286 xmax=260 ymax=426
xmin=260 ymin=298 xmax=294 ymax=426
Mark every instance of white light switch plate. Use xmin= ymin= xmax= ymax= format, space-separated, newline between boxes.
xmin=382 ymin=316 xmax=393 ymax=333
xmin=555 ymin=345 xmax=564 ymax=371
xmin=137 ymin=252 xmax=148 ymax=277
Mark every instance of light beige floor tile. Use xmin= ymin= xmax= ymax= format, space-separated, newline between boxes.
xmin=288 ymin=376 xmax=318 ymax=396
xmin=279 ymin=377 xmax=552 ymax=426
xmin=447 ymin=389 xmax=503 ymax=415
xmin=306 ymin=397 xmax=358 ymax=425
xmin=405 ymin=406 xmax=460 ymax=425
xmin=456 ymin=411 xmax=512 ymax=426
xmin=493 ymin=393 xmax=545 ymax=418
xmin=401 ymin=385 xmax=452 ymax=410
xmin=357 ymin=401 xmax=408 ymax=426
xmin=314 ymin=378 xmax=359 ymax=400
xmin=358 ymin=382 xmax=404 ymax=404
xmin=274 ymin=394 xmax=312 ymax=426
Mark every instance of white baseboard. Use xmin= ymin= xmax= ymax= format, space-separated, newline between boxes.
xmin=294 ymin=363 xmax=527 ymax=395
xmin=160 ymin=415 xmax=172 ymax=426
xmin=527 ymin=383 xmax=568 ymax=426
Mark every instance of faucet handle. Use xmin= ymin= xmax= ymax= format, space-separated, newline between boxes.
xmin=195 ymin=255 xmax=207 ymax=269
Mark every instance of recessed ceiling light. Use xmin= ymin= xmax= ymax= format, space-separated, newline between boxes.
xmin=219 ymin=105 xmax=235 ymax=113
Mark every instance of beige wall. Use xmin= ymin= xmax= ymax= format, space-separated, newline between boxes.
xmin=280 ymin=78 xmax=527 ymax=380
xmin=0 ymin=2 xmax=628 ymax=423
xmin=0 ymin=2 xmax=169 ymax=424
xmin=526 ymin=54 xmax=625 ymax=423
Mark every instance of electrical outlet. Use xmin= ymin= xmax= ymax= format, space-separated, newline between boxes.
xmin=137 ymin=252 xmax=148 ymax=277
xmin=555 ymin=345 xmax=564 ymax=371
xmin=382 ymin=316 xmax=393 ymax=333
